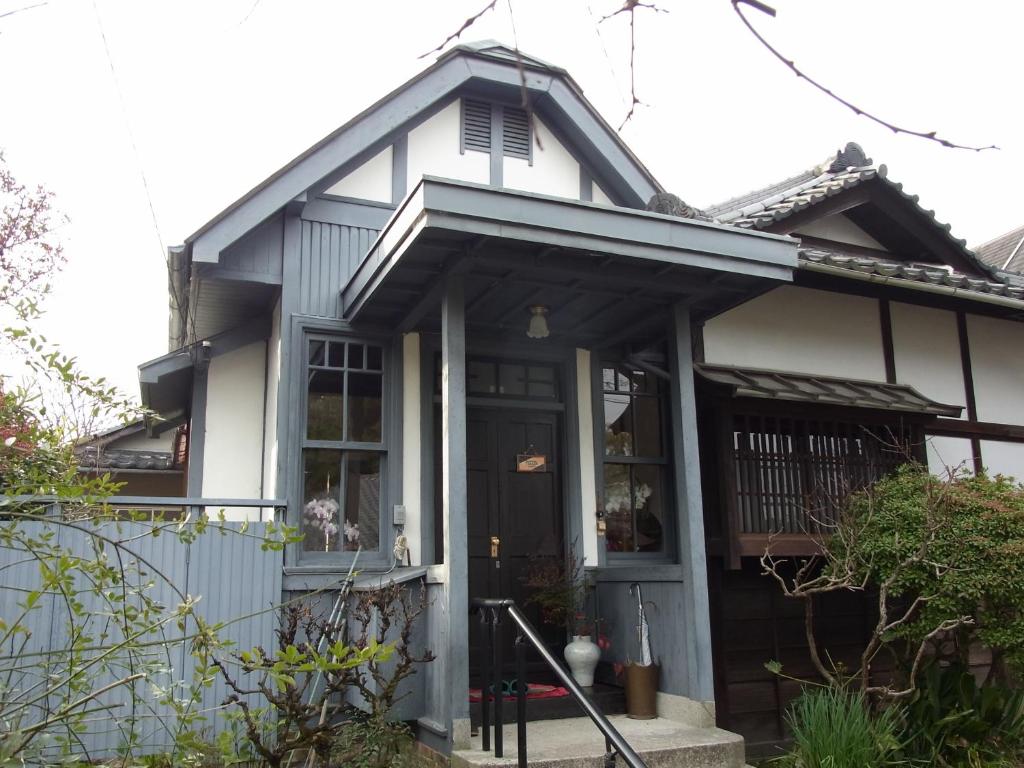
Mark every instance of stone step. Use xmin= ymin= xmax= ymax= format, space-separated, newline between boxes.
xmin=452 ymin=716 xmax=746 ymax=768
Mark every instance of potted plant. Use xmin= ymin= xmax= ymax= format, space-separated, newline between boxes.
xmin=521 ymin=547 xmax=603 ymax=687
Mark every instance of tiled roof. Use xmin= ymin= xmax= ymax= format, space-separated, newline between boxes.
xmin=974 ymin=224 xmax=1024 ymax=274
xmin=799 ymin=245 xmax=1024 ymax=304
xmin=697 ymin=363 xmax=963 ymax=417
xmin=706 ymin=143 xmax=978 ymax=259
xmin=77 ymin=447 xmax=178 ymax=472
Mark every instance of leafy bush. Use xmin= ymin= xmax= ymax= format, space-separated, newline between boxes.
xmin=777 ymin=687 xmax=903 ymax=768
xmin=902 ymin=662 xmax=1024 ymax=768
xmin=331 ymin=711 xmax=434 ymax=768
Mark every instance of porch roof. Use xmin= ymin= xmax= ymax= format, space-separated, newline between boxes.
xmin=697 ymin=362 xmax=963 ymax=417
xmin=341 ymin=178 xmax=799 ymax=346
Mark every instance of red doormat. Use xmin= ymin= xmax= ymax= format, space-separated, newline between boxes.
xmin=469 ymin=683 xmax=569 ymax=703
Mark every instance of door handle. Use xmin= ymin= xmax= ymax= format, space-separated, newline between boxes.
xmin=490 ymin=536 xmax=500 ymax=558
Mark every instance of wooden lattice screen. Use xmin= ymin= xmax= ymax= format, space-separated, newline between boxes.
xmin=731 ymin=413 xmax=921 ymax=535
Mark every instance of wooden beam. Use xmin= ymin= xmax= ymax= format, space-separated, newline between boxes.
xmin=879 ymin=298 xmax=896 ymax=384
xmin=440 ymin=274 xmax=470 ymax=748
xmin=956 ymin=311 xmax=984 ymax=473
xmin=928 ymin=418 xmax=1024 ymax=445
xmin=762 ymin=186 xmax=872 ymax=235
xmin=668 ymin=302 xmax=715 ymax=702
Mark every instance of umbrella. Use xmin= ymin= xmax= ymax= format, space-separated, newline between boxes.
xmin=629 ymin=582 xmax=653 ymax=666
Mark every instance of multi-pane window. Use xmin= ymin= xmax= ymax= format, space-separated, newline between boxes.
xmin=434 ymin=356 xmax=559 ymax=400
xmin=303 ymin=338 xmax=385 ymax=554
xmin=602 ymin=365 xmax=668 ymax=554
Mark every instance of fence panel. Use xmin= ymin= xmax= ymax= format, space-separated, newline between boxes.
xmin=0 ymin=519 xmax=281 ymax=761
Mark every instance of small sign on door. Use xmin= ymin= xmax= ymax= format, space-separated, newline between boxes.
xmin=516 ymin=454 xmax=547 ymax=473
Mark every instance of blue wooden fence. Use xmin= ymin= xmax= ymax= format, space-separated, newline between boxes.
xmin=0 ymin=510 xmax=283 ymax=761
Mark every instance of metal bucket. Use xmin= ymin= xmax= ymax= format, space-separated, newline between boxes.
xmin=623 ymin=663 xmax=659 ymax=719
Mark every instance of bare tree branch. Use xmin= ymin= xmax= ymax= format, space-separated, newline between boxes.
xmin=731 ymin=0 xmax=997 ymax=152
xmin=599 ymin=1 xmax=668 ymax=129
xmin=420 ymin=0 xmax=499 ymax=59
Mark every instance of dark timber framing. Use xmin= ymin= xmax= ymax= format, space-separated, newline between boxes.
xmin=879 ymin=298 xmax=897 ymax=384
xmin=956 ymin=311 xmax=984 ymax=474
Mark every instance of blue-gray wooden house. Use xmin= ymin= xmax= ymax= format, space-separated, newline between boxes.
xmin=137 ymin=42 xmax=1024 ymax=762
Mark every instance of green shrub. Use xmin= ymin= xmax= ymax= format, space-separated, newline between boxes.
xmin=779 ymin=687 xmax=903 ymax=768
xmin=902 ymin=662 xmax=1024 ymax=768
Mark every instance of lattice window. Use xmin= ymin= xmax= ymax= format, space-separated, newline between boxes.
xmin=731 ymin=414 xmax=919 ymax=535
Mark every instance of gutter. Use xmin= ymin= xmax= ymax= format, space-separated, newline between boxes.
xmin=800 ymin=260 xmax=1024 ymax=313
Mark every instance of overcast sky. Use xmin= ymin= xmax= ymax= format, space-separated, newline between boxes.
xmin=3 ymin=0 xmax=1021 ymax=401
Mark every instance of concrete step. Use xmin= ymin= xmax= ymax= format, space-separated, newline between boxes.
xmin=451 ymin=716 xmax=745 ymax=768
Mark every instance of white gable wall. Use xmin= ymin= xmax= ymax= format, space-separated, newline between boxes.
xmin=261 ymin=298 xmax=282 ymax=500
xmin=323 ymin=146 xmax=392 ymax=203
xmin=703 ymin=285 xmax=887 ymax=381
xmin=890 ymin=302 xmax=967 ymax=415
xmin=592 ymin=183 xmax=614 ymax=206
xmin=967 ymin=313 xmax=1024 ymax=425
xmin=202 ymin=340 xmax=267 ymax=521
xmin=407 ymin=100 xmax=489 ymax=188
xmin=795 ymin=215 xmax=886 ymax=250
xmin=502 ymin=117 xmax=579 ymax=199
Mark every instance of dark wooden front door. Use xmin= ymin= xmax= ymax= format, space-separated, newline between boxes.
xmin=459 ymin=408 xmax=565 ymax=683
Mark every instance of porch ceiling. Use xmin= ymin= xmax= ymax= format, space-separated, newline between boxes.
xmin=341 ymin=178 xmax=799 ymax=347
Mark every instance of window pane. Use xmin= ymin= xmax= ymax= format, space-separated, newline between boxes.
xmin=498 ymin=364 xmax=526 ymax=396
xmin=348 ymin=343 xmax=364 ymax=370
xmin=604 ymin=463 xmax=633 ymax=552
xmin=327 ymin=342 xmax=346 ymax=368
xmin=527 ymin=365 xmax=556 ymax=398
xmin=307 ymin=370 xmax=344 ymax=440
xmin=302 ymin=449 xmax=343 ymax=552
xmin=348 ymin=372 xmax=383 ymax=442
xmin=633 ymin=396 xmax=662 ymax=457
xmin=468 ymin=360 xmax=497 ymax=395
xmin=633 ymin=464 xmax=665 ymax=553
xmin=309 ymin=340 xmax=327 ymax=366
xmin=366 ymin=345 xmax=383 ymax=371
xmin=602 ymin=367 xmax=616 ymax=392
xmin=342 ymin=452 xmax=381 ymax=551
xmin=604 ymin=392 xmax=633 ymax=456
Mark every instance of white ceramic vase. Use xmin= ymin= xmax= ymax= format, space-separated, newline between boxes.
xmin=564 ymin=634 xmax=601 ymax=687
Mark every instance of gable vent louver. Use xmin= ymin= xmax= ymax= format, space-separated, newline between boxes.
xmin=462 ymin=99 xmax=492 ymax=153
xmin=502 ymin=107 xmax=531 ymax=160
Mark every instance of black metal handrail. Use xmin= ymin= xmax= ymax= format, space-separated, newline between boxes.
xmin=471 ymin=597 xmax=647 ymax=768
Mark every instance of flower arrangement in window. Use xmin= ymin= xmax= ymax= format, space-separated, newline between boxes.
xmin=302 ymin=496 xmax=362 ymax=552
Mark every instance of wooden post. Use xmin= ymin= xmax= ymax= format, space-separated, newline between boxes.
xmin=441 ymin=274 xmax=470 ymax=749
xmin=668 ymin=301 xmax=716 ymax=703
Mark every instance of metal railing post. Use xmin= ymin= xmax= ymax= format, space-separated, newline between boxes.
xmin=515 ymin=631 xmax=528 ymax=768
xmin=479 ymin=606 xmax=491 ymax=752
xmin=493 ymin=607 xmax=504 ymax=758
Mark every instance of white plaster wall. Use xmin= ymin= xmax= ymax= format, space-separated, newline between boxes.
xmin=926 ymin=435 xmax=976 ymax=477
xmin=402 ymin=333 xmax=422 ymax=566
xmin=703 ymin=286 xmax=887 ymax=381
xmin=967 ymin=313 xmax=1024 ymax=425
xmin=324 ymin=146 xmax=392 ymax=203
xmin=502 ymin=117 xmax=579 ymax=199
xmin=890 ymin=302 xmax=966 ymax=416
xmin=591 ymin=183 xmax=614 ymax=206
xmin=109 ymin=430 xmax=173 ymax=451
xmin=261 ymin=298 xmax=282 ymax=500
xmin=576 ymin=349 xmax=598 ymax=566
xmin=980 ymin=440 xmax=1024 ymax=481
xmin=796 ymin=215 xmax=886 ymax=250
xmin=407 ymin=100 xmax=489 ymax=188
xmin=202 ymin=340 xmax=267 ymax=521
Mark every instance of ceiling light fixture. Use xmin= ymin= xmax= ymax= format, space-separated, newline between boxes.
xmin=526 ymin=305 xmax=550 ymax=339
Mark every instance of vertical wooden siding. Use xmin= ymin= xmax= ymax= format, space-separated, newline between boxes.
xmin=299 ymin=221 xmax=380 ymax=317
xmin=0 ymin=522 xmax=282 ymax=760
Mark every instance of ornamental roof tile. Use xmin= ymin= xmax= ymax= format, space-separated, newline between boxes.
xmin=76 ymin=447 xmax=178 ymax=472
